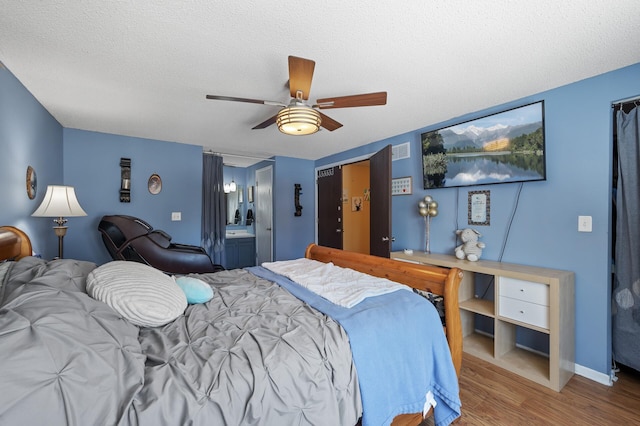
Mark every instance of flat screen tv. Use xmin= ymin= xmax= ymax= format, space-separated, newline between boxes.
xmin=421 ymin=101 xmax=546 ymax=189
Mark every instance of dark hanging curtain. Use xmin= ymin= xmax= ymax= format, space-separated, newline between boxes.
xmin=613 ymin=103 xmax=640 ymax=371
xmin=202 ymin=154 xmax=226 ymax=266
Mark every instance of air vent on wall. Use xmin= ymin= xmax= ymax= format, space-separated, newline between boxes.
xmin=392 ymin=142 xmax=410 ymax=161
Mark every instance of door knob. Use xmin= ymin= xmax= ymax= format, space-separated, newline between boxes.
xmin=381 ymin=236 xmax=396 ymax=242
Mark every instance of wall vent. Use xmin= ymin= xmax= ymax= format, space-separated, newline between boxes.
xmin=392 ymin=142 xmax=411 ymax=161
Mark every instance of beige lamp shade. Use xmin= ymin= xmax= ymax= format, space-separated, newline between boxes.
xmin=32 ymin=185 xmax=87 ymax=218
xmin=32 ymin=185 xmax=86 ymax=259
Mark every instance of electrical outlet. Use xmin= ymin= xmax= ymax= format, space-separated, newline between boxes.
xmin=171 ymin=212 xmax=181 ymax=221
xmin=578 ymin=215 xmax=592 ymax=232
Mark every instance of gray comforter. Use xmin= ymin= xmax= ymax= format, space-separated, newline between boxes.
xmin=0 ymin=258 xmax=361 ymax=426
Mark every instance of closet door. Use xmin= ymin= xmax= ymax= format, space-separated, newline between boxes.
xmin=369 ymin=145 xmax=392 ymax=258
xmin=317 ymin=166 xmax=343 ymax=249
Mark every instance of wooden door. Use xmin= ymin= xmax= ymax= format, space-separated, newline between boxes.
xmin=369 ymin=145 xmax=392 ymax=257
xmin=317 ymin=166 xmax=343 ymax=249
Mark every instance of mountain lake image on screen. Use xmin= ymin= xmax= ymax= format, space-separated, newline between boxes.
xmin=421 ymin=101 xmax=546 ymax=189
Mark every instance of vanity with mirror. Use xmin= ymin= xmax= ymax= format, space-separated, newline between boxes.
xmin=224 ymin=179 xmax=256 ymax=269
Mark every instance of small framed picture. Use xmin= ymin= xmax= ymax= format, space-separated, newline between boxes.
xmin=468 ymin=190 xmax=490 ymax=226
xmin=352 ymin=196 xmax=363 ymax=212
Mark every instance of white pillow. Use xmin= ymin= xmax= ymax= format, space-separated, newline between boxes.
xmin=87 ymin=261 xmax=187 ymax=327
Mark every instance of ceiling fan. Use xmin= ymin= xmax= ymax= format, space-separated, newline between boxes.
xmin=206 ymin=56 xmax=387 ymax=135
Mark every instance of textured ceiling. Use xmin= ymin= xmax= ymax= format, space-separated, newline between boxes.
xmin=1 ymin=1 xmax=639 ymax=166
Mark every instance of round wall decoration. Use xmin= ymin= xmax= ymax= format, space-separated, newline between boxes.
xmin=26 ymin=165 xmax=37 ymax=199
xmin=148 ymin=173 xmax=162 ymax=194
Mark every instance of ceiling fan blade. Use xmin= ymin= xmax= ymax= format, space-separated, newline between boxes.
xmin=316 ymin=91 xmax=387 ymax=109
xmin=318 ymin=112 xmax=343 ymax=131
xmin=206 ymin=95 xmax=285 ymax=107
xmin=288 ymin=56 xmax=315 ymax=100
xmin=252 ymin=114 xmax=278 ymax=130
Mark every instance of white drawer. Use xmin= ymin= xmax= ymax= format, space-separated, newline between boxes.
xmin=499 ymin=277 xmax=549 ymax=306
xmin=499 ymin=296 xmax=549 ymax=329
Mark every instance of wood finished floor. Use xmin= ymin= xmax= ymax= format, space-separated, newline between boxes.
xmin=422 ymin=353 xmax=640 ymax=426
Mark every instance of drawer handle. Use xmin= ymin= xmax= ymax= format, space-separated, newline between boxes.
xmin=520 ymin=310 xmax=525 ymax=314
xmin=520 ymin=289 xmax=525 ymax=292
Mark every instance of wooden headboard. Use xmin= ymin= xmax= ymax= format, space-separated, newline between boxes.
xmin=0 ymin=226 xmax=33 ymax=261
xmin=304 ymin=243 xmax=463 ymax=376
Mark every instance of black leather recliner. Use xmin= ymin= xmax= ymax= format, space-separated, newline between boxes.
xmin=98 ymin=215 xmax=224 ymax=274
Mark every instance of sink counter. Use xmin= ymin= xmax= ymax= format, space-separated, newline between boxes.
xmin=226 ymin=231 xmax=255 ymax=239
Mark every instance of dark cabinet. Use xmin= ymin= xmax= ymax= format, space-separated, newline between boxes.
xmin=225 ymin=237 xmax=256 ymax=269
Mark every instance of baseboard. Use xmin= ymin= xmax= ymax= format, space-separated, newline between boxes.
xmin=574 ymin=363 xmax=614 ymax=386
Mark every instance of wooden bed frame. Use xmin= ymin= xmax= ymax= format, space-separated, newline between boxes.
xmin=305 ymin=244 xmax=463 ymax=426
xmin=0 ymin=226 xmax=32 ymax=261
xmin=0 ymin=229 xmax=463 ymax=425
xmin=306 ymin=243 xmax=463 ymax=374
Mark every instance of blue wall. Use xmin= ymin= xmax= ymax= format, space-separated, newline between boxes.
xmin=240 ymin=157 xmax=316 ymax=261
xmin=315 ymin=62 xmax=640 ymax=376
xmin=272 ymin=156 xmax=315 ymax=260
xmin=0 ymin=65 xmax=64 ymax=257
xmin=64 ymin=129 xmax=203 ymax=263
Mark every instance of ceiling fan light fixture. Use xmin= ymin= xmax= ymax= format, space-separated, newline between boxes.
xmin=276 ymin=106 xmax=321 ymax=135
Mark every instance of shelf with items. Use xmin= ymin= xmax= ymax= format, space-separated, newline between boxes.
xmin=391 ymin=251 xmax=574 ymax=391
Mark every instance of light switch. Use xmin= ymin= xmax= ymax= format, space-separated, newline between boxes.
xmin=578 ymin=215 xmax=592 ymax=232
xmin=171 ymin=212 xmax=181 ymax=221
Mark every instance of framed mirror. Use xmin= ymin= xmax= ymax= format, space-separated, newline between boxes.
xmin=248 ymin=186 xmax=254 ymax=203
xmin=226 ymin=185 xmax=243 ymax=225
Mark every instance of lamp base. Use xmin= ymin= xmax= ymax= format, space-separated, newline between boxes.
xmin=424 ymin=216 xmax=431 ymax=254
xmin=53 ymin=226 xmax=67 ymax=259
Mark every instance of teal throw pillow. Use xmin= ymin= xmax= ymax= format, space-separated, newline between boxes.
xmin=175 ymin=276 xmax=214 ymax=304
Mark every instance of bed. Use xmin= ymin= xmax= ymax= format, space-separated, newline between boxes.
xmin=0 ymin=225 xmax=463 ymax=426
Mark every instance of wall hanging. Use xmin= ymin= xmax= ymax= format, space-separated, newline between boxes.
xmin=294 ymin=184 xmax=303 ymax=216
xmin=351 ymin=196 xmax=363 ymax=212
xmin=120 ymin=158 xmax=131 ymax=202
xmin=148 ymin=173 xmax=162 ymax=195
xmin=26 ymin=165 xmax=37 ymax=199
xmin=468 ymin=190 xmax=490 ymax=225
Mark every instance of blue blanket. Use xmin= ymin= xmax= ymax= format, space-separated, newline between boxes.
xmin=247 ymin=266 xmax=461 ymax=426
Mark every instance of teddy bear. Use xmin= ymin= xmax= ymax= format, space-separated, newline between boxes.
xmin=455 ymin=228 xmax=485 ymax=261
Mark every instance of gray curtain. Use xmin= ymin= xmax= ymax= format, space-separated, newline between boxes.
xmin=202 ymin=154 xmax=226 ymax=266
xmin=613 ymin=104 xmax=640 ymax=371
